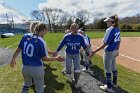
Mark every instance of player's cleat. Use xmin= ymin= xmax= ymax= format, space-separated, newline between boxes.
xmin=44 ymin=85 xmax=46 ymax=88
xmin=69 ymin=78 xmax=79 ymax=89
xmin=71 ymin=78 xmax=76 ymax=85
xmin=80 ymin=60 xmax=85 ymax=65
xmin=86 ymin=66 xmax=89 ymax=70
xmin=84 ymin=61 xmax=90 ymax=70
xmin=62 ymin=69 xmax=67 ymax=75
xmin=66 ymin=74 xmax=74 ymax=83
xmin=100 ymin=85 xmax=114 ymax=93
xmin=88 ymin=60 xmax=92 ymax=68
xmin=81 ymin=67 xmax=93 ymax=72
xmin=74 ymin=71 xmax=80 ymax=85
xmin=81 ymin=68 xmax=87 ymax=71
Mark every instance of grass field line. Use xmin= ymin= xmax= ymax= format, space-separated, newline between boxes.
xmin=92 ymin=45 xmax=140 ymax=62
xmin=6 ymin=42 xmax=19 ymax=49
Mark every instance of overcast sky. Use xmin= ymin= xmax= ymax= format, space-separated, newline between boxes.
xmin=1 ymin=0 xmax=140 ymax=20
xmin=39 ymin=0 xmax=140 ymax=20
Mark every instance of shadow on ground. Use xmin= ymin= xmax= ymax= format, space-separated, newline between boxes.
xmin=30 ymin=62 xmax=86 ymax=93
xmin=67 ymin=80 xmax=85 ymax=93
xmin=89 ymin=64 xmax=129 ymax=93
xmin=30 ymin=60 xmax=129 ymax=93
xmin=43 ymin=63 xmax=65 ymax=93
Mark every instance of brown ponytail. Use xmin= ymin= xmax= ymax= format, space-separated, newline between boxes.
xmin=34 ymin=23 xmax=47 ymax=42
xmin=109 ymin=15 xmax=119 ymax=28
xmin=30 ymin=22 xmax=38 ymax=33
xmin=34 ymin=22 xmax=47 ymax=36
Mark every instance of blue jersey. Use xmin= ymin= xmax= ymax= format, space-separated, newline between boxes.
xmin=103 ymin=26 xmax=120 ymax=51
xmin=57 ymin=33 xmax=87 ymax=54
xmin=18 ymin=34 xmax=48 ymax=66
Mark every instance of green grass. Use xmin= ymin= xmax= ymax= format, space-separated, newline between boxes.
xmin=120 ymin=32 xmax=140 ymax=37
xmin=0 ymin=32 xmax=140 ymax=93
xmin=92 ymin=55 xmax=140 ymax=93
xmin=0 ymin=35 xmax=21 ymax=48
xmin=44 ymin=33 xmax=65 ymax=50
xmin=0 ymin=59 xmax=24 ymax=93
xmin=86 ymin=31 xmax=140 ymax=39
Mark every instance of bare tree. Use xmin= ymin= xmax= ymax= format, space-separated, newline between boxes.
xmin=76 ymin=10 xmax=89 ymax=24
xmin=41 ymin=8 xmax=52 ymax=32
xmin=59 ymin=12 xmax=72 ymax=29
xmin=30 ymin=10 xmax=45 ymax=22
xmin=42 ymin=8 xmax=65 ymax=32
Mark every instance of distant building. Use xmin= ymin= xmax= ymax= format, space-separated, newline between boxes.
xmin=0 ymin=3 xmax=30 ymax=34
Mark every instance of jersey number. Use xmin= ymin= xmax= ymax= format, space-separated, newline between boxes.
xmin=24 ymin=41 xmax=34 ymax=57
xmin=114 ymin=32 xmax=120 ymax=42
xmin=72 ymin=45 xmax=77 ymax=50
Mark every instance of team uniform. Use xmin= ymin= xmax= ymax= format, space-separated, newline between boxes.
xmin=102 ymin=26 xmax=120 ymax=89
xmin=56 ymin=32 xmax=88 ymax=84
xmin=18 ymin=34 xmax=48 ymax=93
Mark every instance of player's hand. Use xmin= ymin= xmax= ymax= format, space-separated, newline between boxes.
xmin=10 ymin=59 xmax=16 ymax=68
xmin=52 ymin=51 xmax=58 ymax=57
xmin=89 ymin=51 xmax=95 ymax=58
xmin=56 ymin=56 xmax=65 ymax=62
xmin=80 ymin=49 xmax=84 ymax=53
xmin=87 ymin=44 xmax=91 ymax=48
xmin=116 ymin=51 xmax=119 ymax=57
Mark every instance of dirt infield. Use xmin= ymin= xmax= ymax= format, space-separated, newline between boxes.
xmin=90 ymin=37 xmax=140 ymax=73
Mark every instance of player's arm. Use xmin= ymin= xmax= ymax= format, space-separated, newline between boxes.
xmin=40 ymin=40 xmax=65 ymax=62
xmin=90 ymin=31 xmax=109 ymax=58
xmin=10 ymin=36 xmax=24 ymax=68
xmin=42 ymin=56 xmax=64 ymax=62
xmin=92 ymin=28 xmax=113 ymax=53
xmin=89 ymin=31 xmax=109 ymax=58
xmin=90 ymin=29 xmax=110 ymax=57
xmin=53 ymin=36 xmax=66 ymax=57
xmin=94 ymin=43 xmax=107 ymax=53
xmin=10 ymin=48 xmax=22 ymax=68
xmin=48 ymin=50 xmax=55 ymax=55
xmin=89 ymin=43 xmax=107 ymax=58
xmin=57 ymin=37 xmax=66 ymax=52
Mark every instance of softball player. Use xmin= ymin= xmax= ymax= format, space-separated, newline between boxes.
xmin=90 ymin=15 xmax=121 ymax=93
xmin=53 ymin=23 xmax=89 ymax=85
xmin=78 ymin=28 xmax=92 ymax=71
xmin=28 ymin=22 xmax=55 ymax=55
xmin=10 ymin=23 xmax=64 ymax=93
xmin=27 ymin=22 xmax=55 ymax=88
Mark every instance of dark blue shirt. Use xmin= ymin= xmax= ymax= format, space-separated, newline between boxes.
xmin=57 ymin=33 xmax=87 ymax=54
